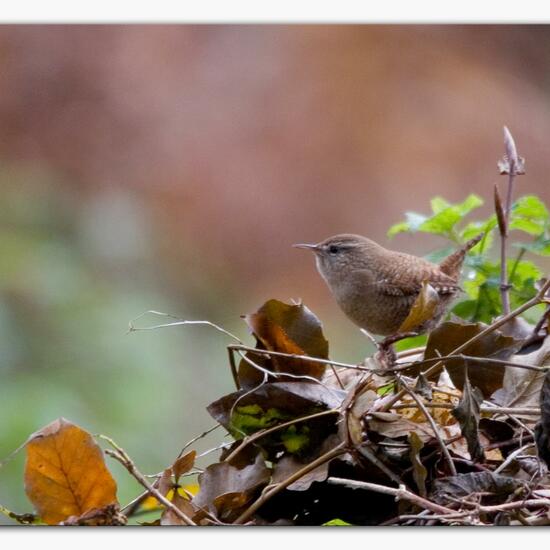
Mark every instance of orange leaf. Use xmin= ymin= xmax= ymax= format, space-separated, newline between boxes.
xmin=24 ymin=418 xmax=118 ymax=525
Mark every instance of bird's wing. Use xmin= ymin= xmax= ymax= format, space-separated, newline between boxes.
xmin=364 ymin=270 xmax=460 ymax=298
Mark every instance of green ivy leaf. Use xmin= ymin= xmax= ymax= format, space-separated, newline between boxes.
xmin=515 ymin=238 xmax=550 ymax=256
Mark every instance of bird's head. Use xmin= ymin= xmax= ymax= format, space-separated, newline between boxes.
xmin=293 ymin=234 xmax=379 ymax=281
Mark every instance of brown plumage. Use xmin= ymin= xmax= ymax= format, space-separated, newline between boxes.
xmin=294 ymin=233 xmax=482 ymax=336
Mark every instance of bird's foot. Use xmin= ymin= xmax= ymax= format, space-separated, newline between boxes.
xmin=375 ymin=332 xmax=419 ymax=369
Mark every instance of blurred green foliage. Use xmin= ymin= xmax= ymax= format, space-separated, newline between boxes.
xmin=0 ymin=165 xmax=236 ymax=523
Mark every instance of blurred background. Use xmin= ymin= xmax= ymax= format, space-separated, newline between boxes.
xmin=1 ymin=24 xmax=550 ymax=520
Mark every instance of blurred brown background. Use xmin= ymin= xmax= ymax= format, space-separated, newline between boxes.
xmin=1 ymin=25 xmax=550 ymax=518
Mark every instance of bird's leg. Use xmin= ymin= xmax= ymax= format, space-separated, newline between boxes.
xmin=377 ymin=332 xmax=419 ymax=368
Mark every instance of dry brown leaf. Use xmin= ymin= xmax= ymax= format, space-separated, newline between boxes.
xmin=160 ymin=491 xmax=196 ymax=526
xmin=172 ymin=450 xmax=196 ymax=482
xmin=24 ymin=418 xmax=118 ymax=525
xmin=398 ymin=281 xmax=440 ymax=333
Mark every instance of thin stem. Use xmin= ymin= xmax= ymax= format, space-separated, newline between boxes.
xmin=392 ymin=354 xmax=548 ymax=374
xmin=227 ymin=344 xmax=366 ymax=372
xmin=327 ymin=477 xmax=455 ymax=515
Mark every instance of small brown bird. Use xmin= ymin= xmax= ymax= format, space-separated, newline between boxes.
xmin=294 ymin=233 xmax=482 ymax=338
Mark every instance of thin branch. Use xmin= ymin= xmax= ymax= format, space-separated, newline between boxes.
xmin=100 ymin=435 xmax=196 ymax=526
xmin=128 ymin=310 xmax=243 ymax=344
xmin=327 ymin=477 xmax=455 ymax=515
xmin=398 ymin=376 xmax=457 ymax=476
xmin=234 ymin=443 xmax=347 ymax=524
xmin=392 ymin=354 xmax=548 ymax=374
xmin=227 ymin=344 xmax=366 ymax=372
xmin=391 ymin=402 xmax=540 ymax=416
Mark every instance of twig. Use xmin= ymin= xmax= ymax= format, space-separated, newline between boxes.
xmin=227 ymin=344 xmax=367 ymax=372
xmin=391 ymin=402 xmax=540 ymax=416
xmin=397 ymin=376 xmax=457 ymax=476
xmin=477 ymin=499 xmax=550 ymax=514
xmin=327 ymin=477 xmax=455 ymax=515
xmin=128 ymin=310 xmax=243 ymax=344
xmin=498 ymin=126 xmax=523 ymax=315
xmin=233 ymin=442 xmax=347 ymax=524
xmin=223 ymin=409 xmax=339 ymax=464
xmin=494 ymin=443 xmax=534 ymax=474
xmin=392 ymin=354 xmax=548 ymax=374
xmin=100 ymin=435 xmax=196 ymax=526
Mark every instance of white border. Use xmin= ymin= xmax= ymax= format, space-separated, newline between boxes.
xmin=0 ymin=1 xmax=550 ymax=23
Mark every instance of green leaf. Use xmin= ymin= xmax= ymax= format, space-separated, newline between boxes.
xmin=387 ymin=221 xmax=410 ymax=238
xmin=512 ymin=195 xmax=549 ymax=221
xmin=431 ymin=196 xmax=452 ymax=214
xmin=323 ymin=519 xmax=352 ymax=526
xmin=460 ymin=218 xmax=497 ymax=254
xmin=394 ymin=333 xmax=428 ymax=352
xmin=509 ymin=218 xmax=546 ymax=236
xmin=509 ymin=195 xmax=549 ymax=237
xmin=419 ymin=209 xmax=461 ymax=236
xmin=455 ymin=194 xmax=484 ymax=216
xmin=387 ymin=212 xmax=428 ymax=237
xmin=515 ymin=238 xmax=550 ymax=256
xmin=280 ymin=425 xmax=310 ymax=454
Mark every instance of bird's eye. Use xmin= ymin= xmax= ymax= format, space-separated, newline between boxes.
xmin=328 ymin=245 xmax=340 ymax=255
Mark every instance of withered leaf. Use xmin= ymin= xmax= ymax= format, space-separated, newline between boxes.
xmin=497 ymin=337 xmax=550 ymax=412
xmin=366 ymin=412 xmax=435 ymax=442
xmin=398 ymin=281 xmax=440 ymax=333
xmin=238 ymin=300 xmax=329 ymax=388
xmin=60 ymin=504 xmax=126 ymax=526
xmin=24 ymin=418 xmax=118 ymax=525
xmin=193 ymin=454 xmax=270 ymax=518
xmin=535 ymin=369 xmax=550 ymax=467
xmin=208 ymin=381 xmax=344 ymax=434
xmin=414 ymin=373 xmax=433 ymax=401
xmin=158 ymin=468 xmax=174 ymax=498
xmin=408 ymin=432 xmax=427 ymax=497
xmin=160 ymin=491 xmax=196 ymax=526
xmin=431 ymin=471 xmax=522 ymax=505
xmin=271 ymin=434 xmax=342 ymax=491
xmin=172 ymin=450 xmax=196 ymax=482
xmin=423 ymin=320 xmax=523 ymax=397
xmin=452 ymin=372 xmax=484 ymax=462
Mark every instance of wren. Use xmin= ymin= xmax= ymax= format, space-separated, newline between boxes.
xmin=294 ymin=233 xmax=482 ymax=338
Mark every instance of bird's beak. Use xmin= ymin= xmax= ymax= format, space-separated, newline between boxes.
xmin=293 ymin=243 xmax=320 ymax=252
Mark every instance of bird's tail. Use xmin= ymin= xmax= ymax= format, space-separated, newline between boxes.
xmin=439 ymin=233 xmax=484 ymax=278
